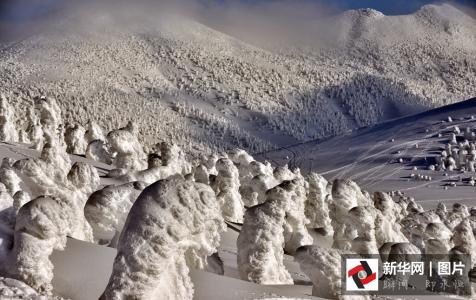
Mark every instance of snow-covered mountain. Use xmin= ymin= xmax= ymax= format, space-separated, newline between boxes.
xmin=1 ymin=3 xmax=475 ymax=156
xmin=1 ymin=3 xmax=476 ymax=300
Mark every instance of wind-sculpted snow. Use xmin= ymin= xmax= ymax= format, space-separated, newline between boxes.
xmin=380 ymin=242 xmax=421 ymax=285
xmin=451 ymin=219 xmax=476 ymax=269
xmin=107 ymin=122 xmax=147 ymax=172
xmin=305 ymin=173 xmax=332 ymax=234
xmin=118 ymin=142 xmax=192 ymax=184
xmin=346 ymin=206 xmax=380 ymax=255
xmin=372 ymin=192 xmax=408 ymax=247
xmin=25 ymin=107 xmax=44 ymax=150
xmin=11 ymin=195 xmax=78 ymax=292
xmin=282 ymin=173 xmax=313 ymax=255
xmin=12 ymin=138 xmax=101 ymax=209
xmin=12 ymin=191 xmax=30 ymax=214
xmin=0 ymin=158 xmax=22 ymax=196
xmin=237 ymin=182 xmax=294 ymax=285
xmin=0 ymin=277 xmax=64 ymax=300
xmin=239 ymin=161 xmax=276 ymax=207
xmin=330 ymin=179 xmax=372 ymax=250
xmin=100 ymin=176 xmax=225 ymax=300
xmin=0 ymin=95 xmax=18 ymax=143
xmin=86 ymin=139 xmax=112 ymax=164
xmin=64 ymin=124 xmax=87 ymax=155
xmin=85 ymin=121 xmax=106 ymax=143
xmin=1 ymin=161 xmax=100 ymax=292
xmin=211 ymin=158 xmax=244 ymax=223
xmin=0 ymin=121 xmax=101 ymax=293
xmin=36 ymin=97 xmax=63 ymax=147
xmin=0 ymin=97 xmax=475 ymax=299
xmin=84 ymin=181 xmax=147 ymax=244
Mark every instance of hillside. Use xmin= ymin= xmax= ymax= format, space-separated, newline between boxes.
xmin=1 ymin=3 xmax=475 ymax=156
xmin=262 ymin=97 xmax=476 ymax=208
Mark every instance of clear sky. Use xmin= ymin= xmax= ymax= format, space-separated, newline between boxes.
xmin=319 ymin=0 xmax=476 ymax=14
xmin=1 ymin=0 xmax=475 ymax=22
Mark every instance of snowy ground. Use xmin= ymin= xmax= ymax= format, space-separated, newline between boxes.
xmin=50 ymin=236 xmax=319 ymax=300
xmin=50 ymin=235 xmax=471 ymax=300
xmin=261 ymin=97 xmax=476 ymax=209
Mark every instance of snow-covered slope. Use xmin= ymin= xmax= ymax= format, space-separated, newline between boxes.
xmin=262 ymin=97 xmax=476 ymax=208
xmin=1 ymin=3 xmax=475 ymax=156
xmin=0 ymin=95 xmax=474 ymax=299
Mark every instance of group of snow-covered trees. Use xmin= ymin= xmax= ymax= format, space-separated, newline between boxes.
xmin=0 ymin=94 xmax=474 ymax=299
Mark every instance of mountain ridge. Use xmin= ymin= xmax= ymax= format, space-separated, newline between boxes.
xmin=0 ymin=3 xmax=475 ymax=156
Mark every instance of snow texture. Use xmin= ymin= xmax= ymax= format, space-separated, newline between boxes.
xmin=282 ymin=173 xmax=313 ymax=255
xmin=84 ymin=181 xmax=147 ymax=244
xmin=237 ymin=182 xmax=293 ymax=285
xmin=0 ymin=277 xmax=64 ymax=300
xmin=212 ymin=157 xmax=244 ymax=223
xmin=0 ymin=95 xmax=18 ymax=143
xmin=330 ymin=179 xmax=372 ymax=250
xmin=107 ymin=122 xmax=147 ymax=171
xmin=304 ymin=173 xmax=332 ymax=234
xmin=64 ymin=124 xmax=87 ymax=155
xmin=119 ymin=141 xmax=192 ymax=184
xmin=100 ymin=176 xmax=225 ymax=300
xmin=2 ymin=4 xmax=476 ymax=156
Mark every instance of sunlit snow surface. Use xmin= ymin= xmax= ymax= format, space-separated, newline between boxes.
xmin=0 ymin=3 xmax=475 ymax=299
xmin=0 ymin=133 xmax=473 ymax=299
xmin=263 ymin=97 xmax=476 ymax=209
xmin=1 ymin=4 xmax=476 ymax=155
